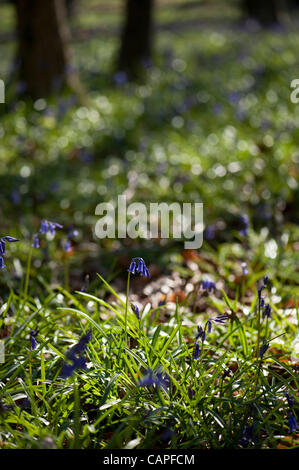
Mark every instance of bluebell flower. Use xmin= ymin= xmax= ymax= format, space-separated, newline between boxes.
xmin=207 ymin=319 xmax=212 ymax=333
xmin=128 ymin=260 xmax=136 ymax=274
xmin=285 ymin=393 xmax=295 ymax=409
xmin=0 ymin=240 xmax=5 ymax=256
xmin=30 ymin=328 xmax=39 ymax=350
xmin=64 ymin=240 xmax=72 ymax=252
xmin=259 ymin=342 xmax=269 ymax=360
xmin=61 ymin=329 xmax=91 ymax=378
xmin=128 ymin=257 xmax=150 ymax=278
xmin=32 ymin=234 xmax=40 ymax=249
xmin=40 ymin=220 xmax=63 ymax=236
xmin=204 ymin=225 xmax=215 ymax=240
xmin=138 ymin=369 xmax=154 ymax=386
xmin=193 ymin=342 xmax=200 ymax=360
xmin=195 ymin=325 xmax=205 ymax=342
xmin=0 ymin=257 xmax=5 ymax=269
xmin=263 ymin=303 xmax=271 ymax=319
xmin=288 ymin=412 xmax=298 ymax=433
xmin=132 ymin=304 xmax=140 ymax=321
xmin=113 ymin=71 xmax=128 ymax=86
xmin=201 ymin=279 xmax=216 ymax=292
xmin=260 ymin=298 xmax=265 ymax=308
xmin=69 ymin=329 xmax=92 ymax=358
xmin=67 ymin=228 xmax=79 ymax=239
xmin=239 ymin=214 xmax=249 ymax=236
xmin=0 ymin=236 xmax=19 ymax=255
xmin=138 ymin=369 xmax=169 ymax=389
xmin=213 ymin=314 xmax=229 ymax=324
xmin=61 ymin=356 xmax=87 ymax=379
xmin=263 ymin=276 xmax=269 ymax=287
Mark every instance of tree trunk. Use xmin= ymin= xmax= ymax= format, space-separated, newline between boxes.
xmin=117 ymin=0 xmax=154 ymax=79
xmin=15 ymin=0 xmax=79 ymax=98
xmin=243 ymin=0 xmax=288 ymax=26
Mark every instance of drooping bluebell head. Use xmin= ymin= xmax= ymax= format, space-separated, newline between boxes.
xmin=132 ymin=304 xmax=140 ymax=321
xmin=0 ymin=257 xmax=5 ymax=269
xmin=206 ymin=319 xmax=212 ymax=333
xmin=263 ymin=303 xmax=271 ymax=319
xmin=201 ymin=279 xmax=216 ymax=292
xmin=213 ymin=314 xmax=229 ymax=324
xmin=30 ymin=328 xmax=39 ymax=350
xmin=288 ymin=412 xmax=298 ymax=433
xmin=138 ymin=369 xmax=169 ymax=389
xmin=40 ymin=220 xmax=63 ymax=236
xmin=259 ymin=342 xmax=269 ymax=360
xmin=64 ymin=240 xmax=72 ymax=253
xmin=193 ymin=342 xmax=200 ymax=360
xmin=239 ymin=214 xmax=249 ymax=236
xmin=285 ymin=392 xmax=295 ymax=409
xmin=32 ymin=234 xmax=40 ymax=249
xmin=61 ymin=329 xmax=91 ymax=378
xmin=128 ymin=257 xmax=150 ymax=278
xmin=196 ymin=325 xmax=205 ymax=342
xmin=0 ymin=236 xmax=19 ymax=257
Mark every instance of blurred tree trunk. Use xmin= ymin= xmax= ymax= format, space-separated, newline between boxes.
xmin=15 ymin=0 xmax=80 ymax=98
xmin=243 ymin=0 xmax=289 ymax=26
xmin=118 ymin=0 xmax=154 ymax=79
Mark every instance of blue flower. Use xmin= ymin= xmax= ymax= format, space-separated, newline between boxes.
xmin=0 ymin=236 xmax=19 ymax=269
xmin=204 ymin=225 xmax=215 ymax=240
xmin=128 ymin=260 xmax=136 ymax=274
xmin=288 ymin=412 xmax=298 ymax=433
xmin=193 ymin=342 xmax=200 ymax=360
xmin=61 ymin=356 xmax=87 ymax=379
xmin=138 ymin=369 xmax=169 ymax=389
xmin=285 ymin=393 xmax=295 ymax=409
xmin=213 ymin=314 xmax=229 ymax=324
xmin=263 ymin=303 xmax=271 ymax=319
xmin=30 ymin=328 xmax=39 ymax=350
xmin=201 ymin=279 xmax=216 ymax=292
xmin=259 ymin=342 xmax=269 ymax=360
xmin=32 ymin=234 xmax=40 ymax=249
xmin=239 ymin=214 xmax=249 ymax=236
xmin=67 ymin=228 xmax=79 ymax=239
xmin=61 ymin=329 xmax=91 ymax=378
xmin=0 ymin=236 xmax=19 ymax=255
xmin=207 ymin=319 xmax=212 ymax=333
xmin=128 ymin=258 xmax=150 ymax=278
xmin=195 ymin=326 xmax=205 ymax=342
xmin=64 ymin=240 xmax=72 ymax=252
xmin=40 ymin=220 xmax=63 ymax=236
xmin=132 ymin=304 xmax=140 ymax=321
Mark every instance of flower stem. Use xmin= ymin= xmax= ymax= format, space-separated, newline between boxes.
xmin=255 ymin=296 xmax=261 ymax=358
xmin=23 ymin=244 xmax=33 ymax=300
xmin=125 ymin=272 xmax=131 ymax=347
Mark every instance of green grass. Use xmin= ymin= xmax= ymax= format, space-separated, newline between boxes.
xmin=0 ymin=236 xmax=298 ymax=449
xmin=0 ymin=0 xmax=298 ymax=449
